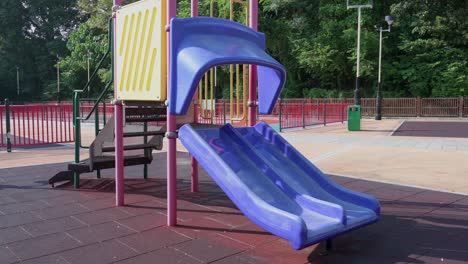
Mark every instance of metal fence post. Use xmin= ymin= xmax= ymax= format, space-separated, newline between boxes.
xmin=302 ymin=99 xmax=305 ymax=128
xmin=341 ymin=98 xmax=345 ymax=123
xmin=223 ymin=101 xmax=227 ymax=125
xmin=279 ymin=98 xmax=282 ymax=132
xmin=459 ymin=96 xmax=463 ymax=118
xmin=323 ymin=100 xmax=327 ymax=126
xmin=317 ymin=99 xmax=320 ymax=120
xmin=417 ymin=96 xmax=421 ymax=117
xmin=5 ymin=99 xmax=11 ymax=152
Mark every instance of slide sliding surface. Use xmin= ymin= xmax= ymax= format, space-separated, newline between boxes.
xmin=178 ymin=122 xmax=379 ymax=250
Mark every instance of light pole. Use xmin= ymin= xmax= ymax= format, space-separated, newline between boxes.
xmin=375 ymin=15 xmax=394 ymax=120
xmin=347 ymin=0 xmax=373 ymax=106
xmin=56 ymin=54 xmax=60 ymax=103
xmin=87 ymin=50 xmax=93 ymax=96
xmin=16 ymin=66 xmax=20 ymax=97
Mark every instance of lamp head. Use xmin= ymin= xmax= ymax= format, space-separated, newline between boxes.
xmin=347 ymin=0 xmax=373 ymax=9
xmin=385 ymin=15 xmax=394 ymax=26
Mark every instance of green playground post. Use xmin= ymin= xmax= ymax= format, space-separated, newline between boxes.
xmin=95 ymin=102 xmax=101 ymax=179
xmin=73 ymin=92 xmax=81 ymax=188
xmin=5 ymin=99 xmax=12 ymax=153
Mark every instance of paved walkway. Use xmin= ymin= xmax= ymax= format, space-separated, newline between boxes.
xmin=282 ymin=119 xmax=468 ymax=194
xmin=0 ymin=153 xmax=467 ymax=264
xmin=1 ymin=118 xmax=468 ymax=263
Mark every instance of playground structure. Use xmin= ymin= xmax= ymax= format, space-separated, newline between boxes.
xmin=49 ymin=0 xmax=379 ymax=250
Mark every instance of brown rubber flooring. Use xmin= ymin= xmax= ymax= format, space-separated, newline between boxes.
xmin=0 ymin=152 xmax=467 ymax=263
xmin=393 ymin=121 xmax=468 ymax=138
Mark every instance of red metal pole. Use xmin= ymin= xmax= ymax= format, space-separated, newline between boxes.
xmin=68 ymin=105 xmax=72 ymax=141
xmin=63 ymin=105 xmax=67 ymax=142
xmin=12 ymin=108 xmax=16 ymax=145
xmin=167 ymin=0 xmax=178 ymax=227
xmin=35 ymin=106 xmax=38 ymax=144
xmin=248 ymin=0 xmax=258 ymax=127
xmin=46 ymin=106 xmax=49 ymax=143
xmin=113 ymin=0 xmax=125 ymax=206
xmin=115 ymin=102 xmax=125 ymax=206
xmin=59 ymin=105 xmax=63 ymax=143
xmin=41 ymin=105 xmax=45 ymax=143
xmin=54 ymin=106 xmax=58 ymax=143
xmin=0 ymin=106 xmax=3 ymax=147
xmin=190 ymin=0 xmax=199 ymax=193
xmin=26 ymin=108 xmax=30 ymax=145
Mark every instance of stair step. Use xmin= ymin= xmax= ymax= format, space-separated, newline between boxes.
xmin=126 ymin=107 xmax=166 ymax=116
xmin=102 ymin=143 xmax=158 ymax=152
xmin=68 ymin=162 xmax=92 ymax=173
xmin=125 ymin=116 xmax=166 ymax=122
xmin=66 ymin=155 xmax=152 ymax=173
xmin=93 ymin=155 xmax=152 ymax=169
xmin=123 ymin=131 xmax=165 ymax=137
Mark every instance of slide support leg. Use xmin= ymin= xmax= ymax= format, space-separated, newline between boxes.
xmin=191 ymin=156 xmax=198 ymax=192
xmin=115 ymin=102 xmax=124 ymax=206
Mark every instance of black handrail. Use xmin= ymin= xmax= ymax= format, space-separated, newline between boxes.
xmin=79 ymin=17 xmax=113 ymax=96
xmin=73 ymin=17 xmax=114 ymax=151
xmin=74 ymin=17 xmax=113 ymax=121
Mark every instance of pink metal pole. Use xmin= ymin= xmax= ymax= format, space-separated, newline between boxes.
xmin=248 ymin=0 xmax=258 ymax=127
xmin=191 ymin=0 xmax=198 ymax=17
xmin=191 ymin=156 xmax=198 ymax=192
xmin=115 ymin=102 xmax=124 ymax=206
xmin=190 ymin=0 xmax=199 ymax=193
xmin=113 ymin=0 xmax=125 ymax=206
xmin=167 ymin=0 xmax=178 ymax=226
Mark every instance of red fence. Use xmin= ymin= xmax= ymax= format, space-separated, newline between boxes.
xmin=1 ymin=104 xmax=74 ymax=148
xmin=3 ymin=96 xmax=467 ymax=150
xmin=78 ymin=101 xmax=114 ymax=123
xmin=194 ymin=100 xmax=349 ymax=131
xmin=279 ymin=100 xmax=349 ymax=130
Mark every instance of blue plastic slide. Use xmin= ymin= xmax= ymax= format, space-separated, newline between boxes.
xmin=179 ymin=122 xmax=380 ymax=250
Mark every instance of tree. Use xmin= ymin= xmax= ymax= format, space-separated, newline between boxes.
xmin=1 ymin=0 xmax=466 ymax=101
xmin=0 ymin=0 xmax=81 ymax=101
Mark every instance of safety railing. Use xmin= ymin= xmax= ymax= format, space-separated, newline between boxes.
xmin=279 ymin=100 xmax=349 ymax=131
xmin=194 ymin=99 xmax=350 ymax=131
xmin=70 ymin=17 xmax=113 ymax=185
xmin=73 ymin=17 xmax=113 ymax=156
xmin=194 ymin=101 xmax=227 ymax=126
xmin=1 ymin=100 xmax=74 ymax=150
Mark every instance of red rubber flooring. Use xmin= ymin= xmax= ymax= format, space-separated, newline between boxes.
xmin=0 ymin=152 xmax=467 ymax=263
xmin=393 ymin=121 xmax=468 ymax=138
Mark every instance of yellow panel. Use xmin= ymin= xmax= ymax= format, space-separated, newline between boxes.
xmin=115 ymin=0 xmax=166 ymax=102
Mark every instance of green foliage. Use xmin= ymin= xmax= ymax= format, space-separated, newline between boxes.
xmin=0 ymin=0 xmax=81 ymax=101
xmin=0 ymin=0 xmax=466 ymax=102
xmin=49 ymin=22 xmax=111 ymax=99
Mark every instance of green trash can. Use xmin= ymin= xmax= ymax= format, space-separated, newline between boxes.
xmin=348 ymin=105 xmax=361 ymax=131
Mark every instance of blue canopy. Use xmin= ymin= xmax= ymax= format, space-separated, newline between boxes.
xmin=169 ymin=17 xmax=286 ymax=115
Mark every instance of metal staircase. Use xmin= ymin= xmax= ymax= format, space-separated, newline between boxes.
xmin=49 ymin=18 xmax=168 ymax=187
xmin=49 ymin=105 xmax=167 ymax=187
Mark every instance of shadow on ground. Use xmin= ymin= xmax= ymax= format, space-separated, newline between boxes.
xmin=0 ymin=151 xmax=467 ymax=263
